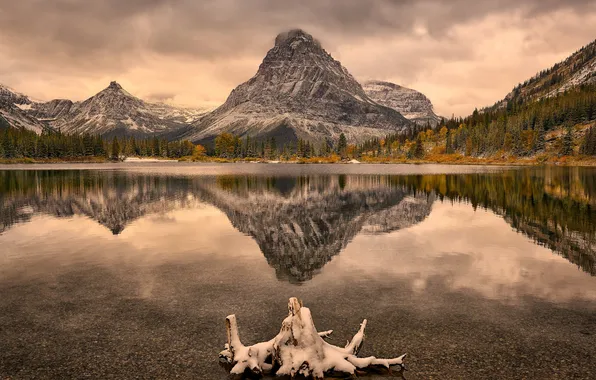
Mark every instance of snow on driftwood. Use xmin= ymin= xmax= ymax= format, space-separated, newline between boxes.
xmin=219 ymin=297 xmax=406 ymax=378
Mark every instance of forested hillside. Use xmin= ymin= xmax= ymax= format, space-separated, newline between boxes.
xmin=496 ymin=40 xmax=596 ymax=107
xmin=444 ymin=84 xmax=595 ymax=157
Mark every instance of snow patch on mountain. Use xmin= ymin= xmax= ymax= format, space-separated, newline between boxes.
xmin=548 ymin=57 xmax=596 ymax=96
xmin=0 ymin=84 xmax=45 ymax=134
xmin=15 ymin=103 xmax=32 ymax=111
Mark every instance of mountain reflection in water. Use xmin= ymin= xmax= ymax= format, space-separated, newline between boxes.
xmin=0 ymin=167 xmax=595 ymax=281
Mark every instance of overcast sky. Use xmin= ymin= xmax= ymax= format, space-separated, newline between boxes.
xmin=1 ymin=0 xmax=595 ymax=116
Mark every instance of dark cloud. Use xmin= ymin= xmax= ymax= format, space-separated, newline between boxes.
xmin=0 ymin=0 xmax=595 ymax=115
xmin=2 ymin=0 xmax=594 ymax=63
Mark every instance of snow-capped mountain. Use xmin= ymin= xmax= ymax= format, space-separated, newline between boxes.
xmin=29 ymin=82 xmax=209 ymax=137
xmin=183 ymin=29 xmax=412 ymax=145
xmin=363 ymin=80 xmax=441 ymax=126
xmin=0 ymin=84 xmax=46 ymax=134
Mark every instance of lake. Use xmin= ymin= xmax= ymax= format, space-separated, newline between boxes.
xmin=0 ymin=163 xmax=595 ymax=379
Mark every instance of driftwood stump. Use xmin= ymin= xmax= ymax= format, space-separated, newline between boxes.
xmin=219 ymin=297 xmax=406 ymax=378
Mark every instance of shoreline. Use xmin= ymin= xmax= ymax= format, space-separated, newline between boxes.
xmin=1 ymin=157 xmax=596 ymax=167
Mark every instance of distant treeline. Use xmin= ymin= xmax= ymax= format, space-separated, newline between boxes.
xmin=209 ymin=127 xmax=436 ymax=160
xmin=210 ymin=132 xmax=352 ymax=159
xmin=0 ymin=125 xmax=195 ymax=160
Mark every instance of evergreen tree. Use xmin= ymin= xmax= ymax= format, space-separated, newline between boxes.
xmin=445 ymin=129 xmax=454 ymax=154
xmin=319 ymin=141 xmax=329 ymax=157
xmin=270 ymin=137 xmax=277 ymax=159
xmin=512 ymin=128 xmax=524 ymax=156
xmin=297 ymin=139 xmax=304 ymax=158
xmin=580 ymin=127 xmax=596 ymax=155
xmin=337 ymin=133 xmax=347 ymax=158
xmin=534 ymin=122 xmax=546 ymax=153
xmin=244 ymin=135 xmax=251 ymax=157
xmin=414 ymin=133 xmax=425 ymax=158
xmin=110 ymin=137 xmax=121 ymax=160
xmin=560 ymin=126 xmax=574 ymax=156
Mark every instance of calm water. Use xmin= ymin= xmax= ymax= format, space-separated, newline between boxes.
xmin=0 ymin=163 xmax=595 ymax=379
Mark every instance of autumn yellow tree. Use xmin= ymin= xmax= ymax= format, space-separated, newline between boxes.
xmin=346 ymin=144 xmax=357 ymax=158
xmin=465 ymin=138 xmax=473 ymax=156
xmin=425 ymin=129 xmax=435 ymax=143
xmin=439 ymin=126 xmax=448 ymax=140
xmin=391 ymin=141 xmax=400 ymax=157
xmin=192 ymin=144 xmax=207 ymax=161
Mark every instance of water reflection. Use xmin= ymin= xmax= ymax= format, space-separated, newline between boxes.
xmin=390 ymin=167 xmax=596 ymax=276
xmin=0 ymin=167 xmax=595 ymax=281
xmin=201 ymin=175 xmax=434 ymax=282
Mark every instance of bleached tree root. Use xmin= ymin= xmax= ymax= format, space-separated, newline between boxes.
xmin=219 ymin=297 xmax=406 ymax=378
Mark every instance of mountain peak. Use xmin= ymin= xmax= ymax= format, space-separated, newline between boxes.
xmin=185 ymin=30 xmax=411 ymax=145
xmin=99 ymin=80 xmax=135 ymax=99
xmin=108 ymin=81 xmax=123 ymax=90
xmin=274 ymin=29 xmax=321 ymax=49
xmin=365 ymin=80 xmax=404 ymax=90
xmin=363 ymin=80 xmax=440 ymax=125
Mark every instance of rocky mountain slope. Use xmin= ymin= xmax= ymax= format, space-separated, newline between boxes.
xmin=492 ymin=39 xmax=596 ymax=109
xmin=182 ymin=29 xmax=412 ymax=146
xmin=0 ymin=85 xmax=46 ymax=134
xmin=29 ymin=82 xmax=208 ymax=138
xmin=29 ymin=99 xmax=74 ymax=120
xmin=363 ymin=80 xmax=441 ymax=126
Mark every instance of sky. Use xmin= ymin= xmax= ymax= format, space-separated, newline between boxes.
xmin=1 ymin=0 xmax=595 ymax=117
